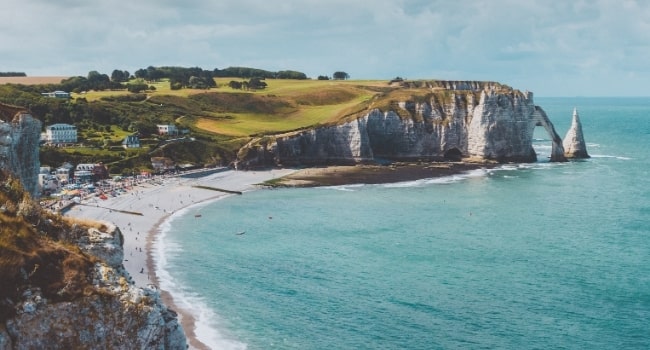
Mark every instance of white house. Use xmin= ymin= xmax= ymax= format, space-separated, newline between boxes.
xmin=157 ymin=124 xmax=178 ymax=136
xmin=41 ymin=91 xmax=70 ymax=99
xmin=43 ymin=123 xmax=77 ymax=145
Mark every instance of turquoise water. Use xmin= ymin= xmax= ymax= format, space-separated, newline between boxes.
xmin=156 ymin=98 xmax=650 ymax=349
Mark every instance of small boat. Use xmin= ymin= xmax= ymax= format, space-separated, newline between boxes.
xmin=194 ymin=214 xmax=202 ymax=218
xmin=236 ymin=231 xmax=245 ymax=235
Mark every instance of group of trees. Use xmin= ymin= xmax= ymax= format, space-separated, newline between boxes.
xmin=3 ymin=66 xmax=348 ymax=96
xmin=317 ymin=71 xmax=350 ymax=81
xmin=213 ymin=67 xmax=307 ymax=80
xmin=133 ymin=66 xmax=217 ymax=90
xmin=0 ymin=72 xmax=26 ymax=77
xmin=227 ymin=77 xmax=268 ymax=90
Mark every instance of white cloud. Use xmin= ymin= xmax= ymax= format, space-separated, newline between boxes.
xmin=1 ymin=0 xmax=650 ymax=95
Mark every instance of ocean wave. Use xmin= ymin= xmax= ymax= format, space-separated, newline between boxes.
xmin=381 ymin=168 xmax=491 ymax=188
xmin=590 ymin=154 xmax=632 ymax=160
xmin=324 ymin=183 xmax=366 ymax=191
xmin=533 ymin=144 xmax=553 ymax=150
xmin=154 ymin=216 xmax=247 ymax=350
xmin=586 ymin=143 xmax=600 ymax=148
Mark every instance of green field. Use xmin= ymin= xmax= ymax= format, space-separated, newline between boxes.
xmin=76 ymin=78 xmax=391 ymax=137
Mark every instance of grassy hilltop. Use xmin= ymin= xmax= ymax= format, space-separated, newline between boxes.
xmin=77 ymin=78 xmax=389 ymax=136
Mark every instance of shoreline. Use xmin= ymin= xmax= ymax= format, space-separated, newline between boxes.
xmin=65 ymin=162 xmax=497 ymax=349
xmin=66 ymin=168 xmax=296 ymax=350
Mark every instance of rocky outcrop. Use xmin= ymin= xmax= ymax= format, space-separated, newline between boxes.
xmin=0 ymin=174 xmax=187 ymax=349
xmin=0 ymin=103 xmax=41 ymax=197
xmin=0 ymin=222 xmax=187 ymax=349
xmin=563 ymin=108 xmax=589 ymax=159
xmin=237 ymin=82 xmax=568 ymax=167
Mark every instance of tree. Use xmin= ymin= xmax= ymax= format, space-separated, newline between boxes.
xmin=317 ymin=75 xmax=330 ymax=80
xmin=111 ymin=69 xmax=130 ymax=82
xmin=247 ymin=77 xmax=267 ymax=90
xmin=126 ymin=82 xmax=148 ymax=93
xmin=228 ymin=81 xmax=243 ymax=89
xmin=333 ymin=71 xmax=350 ymax=80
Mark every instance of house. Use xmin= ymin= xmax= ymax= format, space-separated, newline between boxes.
xmin=122 ymin=134 xmax=141 ymax=149
xmin=151 ymin=157 xmax=176 ymax=173
xmin=157 ymin=124 xmax=178 ymax=136
xmin=41 ymin=91 xmax=70 ymax=99
xmin=92 ymin=163 xmax=109 ymax=180
xmin=43 ymin=123 xmax=77 ymax=145
xmin=55 ymin=162 xmax=75 ymax=184
xmin=38 ymin=174 xmax=59 ymax=195
xmin=74 ymin=163 xmax=96 ymax=183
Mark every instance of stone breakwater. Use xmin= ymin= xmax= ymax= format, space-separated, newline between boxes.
xmin=237 ymin=82 xmax=587 ymax=168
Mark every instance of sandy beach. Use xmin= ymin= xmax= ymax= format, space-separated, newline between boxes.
xmin=66 ymin=168 xmax=296 ymax=350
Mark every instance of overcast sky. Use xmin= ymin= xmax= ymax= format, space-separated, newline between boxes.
xmin=2 ymin=0 xmax=649 ymax=96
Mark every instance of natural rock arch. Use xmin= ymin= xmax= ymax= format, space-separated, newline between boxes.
xmin=531 ymin=106 xmax=567 ymax=162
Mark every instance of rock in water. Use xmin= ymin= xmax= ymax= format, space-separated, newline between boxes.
xmin=563 ymin=108 xmax=590 ymax=159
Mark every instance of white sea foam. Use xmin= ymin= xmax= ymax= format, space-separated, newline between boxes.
xmin=154 ymin=209 xmax=248 ymax=350
xmin=590 ymin=154 xmax=632 ymax=160
xmin=325 ymin=183 xmax=366 ymax=191
xmin=380 ymin=168 xmax=491 ymax=188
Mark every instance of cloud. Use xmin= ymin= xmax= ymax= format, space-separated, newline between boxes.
xmin=2 ymin=0 xmax=650 ymax=95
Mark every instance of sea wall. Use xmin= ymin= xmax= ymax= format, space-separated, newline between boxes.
xmin=237 ymin=83 xmax=567 ymax=167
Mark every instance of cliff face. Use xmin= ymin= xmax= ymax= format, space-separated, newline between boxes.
xmin=237 ymin=83 xmax=567 ymax=167
xmin=0 ymin=103 xmax=41 ymax=197
xmin=0 ymin=172 xmax=187 ymax=349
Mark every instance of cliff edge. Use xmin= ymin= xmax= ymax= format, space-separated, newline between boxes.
xmin=0 ymin=170 xmax=186 ymax=349
xmin=236 ymin=80 xmax=568 ymax=167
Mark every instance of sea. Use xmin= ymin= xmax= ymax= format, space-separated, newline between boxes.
xmin=154 ymin=97 xmax=650 ymax=350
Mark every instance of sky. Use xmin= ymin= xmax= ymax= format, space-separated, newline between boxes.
xmin=2 ymin=0 xmax=649 ymax=96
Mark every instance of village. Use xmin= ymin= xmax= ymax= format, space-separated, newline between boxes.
xmin=37 ymin=107 xmax=208 ymax=212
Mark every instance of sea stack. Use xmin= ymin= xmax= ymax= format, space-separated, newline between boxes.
xmin=563 ymin=107 xmax=590 ymax=159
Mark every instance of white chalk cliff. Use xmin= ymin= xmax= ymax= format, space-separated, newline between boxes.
xmin=0 ymin=104 xmax=41 ymax=197
xmin=563 ymin=108 xmax=589 ymax=159
xmin=237 ymin=81 xmax=569 ymax=167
